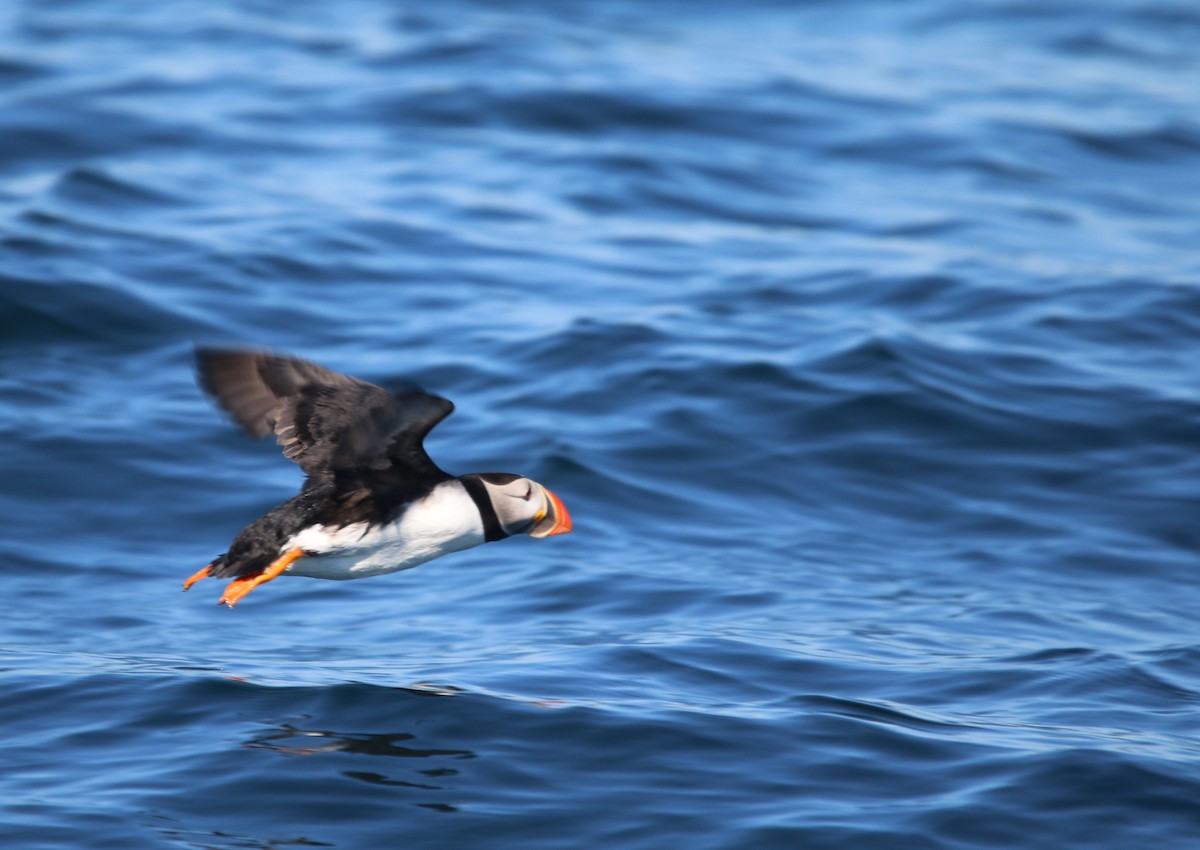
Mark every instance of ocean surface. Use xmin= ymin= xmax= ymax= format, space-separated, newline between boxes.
xmin=2 ymin=1 xmax=1199 ymax=847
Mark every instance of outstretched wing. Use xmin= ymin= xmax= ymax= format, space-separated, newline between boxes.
xmin=196 ymin=348 xmax=454 ymax=483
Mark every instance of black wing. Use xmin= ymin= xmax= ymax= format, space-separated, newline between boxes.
xmin=196 ymin=348 xmax=454 ymax=484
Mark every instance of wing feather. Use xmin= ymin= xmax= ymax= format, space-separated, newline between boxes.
xmin=196 ymin=348 xmax=453 ymax=483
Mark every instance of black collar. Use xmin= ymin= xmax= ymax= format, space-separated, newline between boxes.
xmin=459 ymin=476 xmax=509 ymax=542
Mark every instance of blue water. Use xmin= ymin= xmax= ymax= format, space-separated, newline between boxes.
xmin=2 ymin=1 xmax=1199 ymax=847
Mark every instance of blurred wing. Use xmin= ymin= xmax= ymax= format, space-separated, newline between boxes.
xmin=196 ymin=348 xmax=454 ymax=481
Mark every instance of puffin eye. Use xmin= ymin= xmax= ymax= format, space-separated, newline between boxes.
xmin=522 ymin=484 xmax=533 ymax=500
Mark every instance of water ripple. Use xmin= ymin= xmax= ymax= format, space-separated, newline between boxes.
xmin=1 ymin=1 xmax=1199 ymax=848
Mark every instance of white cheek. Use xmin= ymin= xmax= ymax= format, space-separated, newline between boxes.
xmin=505 ymin=496 xmax=541 ymax=533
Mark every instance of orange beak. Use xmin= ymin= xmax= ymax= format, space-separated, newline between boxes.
xmin=528 ymin=485 xmax=573 ymax=538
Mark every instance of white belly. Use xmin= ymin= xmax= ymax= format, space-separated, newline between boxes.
xmin=282 ymin=481 xmax=485 ymax=580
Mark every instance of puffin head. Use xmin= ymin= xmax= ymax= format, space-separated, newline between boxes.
xmin=464 ymin=472 xmax=573 ymax=539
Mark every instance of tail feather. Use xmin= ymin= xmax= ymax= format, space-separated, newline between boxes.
xmin=207 ymin=553 xmax=239 ymax=579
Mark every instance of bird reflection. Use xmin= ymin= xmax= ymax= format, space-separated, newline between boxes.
xmin=245 ymin=723 xmax=476 ymax=762
xmin=243 ymin=722 xmax=473 ymax=809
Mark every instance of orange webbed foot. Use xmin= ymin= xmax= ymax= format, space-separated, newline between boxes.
xmin=183 ymin=564 xmax=212 ymax=591
xmin=218 ymin=548 xmax=305 ymax=608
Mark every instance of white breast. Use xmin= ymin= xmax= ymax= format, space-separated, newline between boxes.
xmin=283 ymin=480 xmax=486 ymax=580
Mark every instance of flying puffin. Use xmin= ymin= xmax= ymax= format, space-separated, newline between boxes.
xmin=182 ymin=348 xmax=572 ymax=607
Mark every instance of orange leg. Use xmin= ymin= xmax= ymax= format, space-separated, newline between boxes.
xmin=219 ymin=548 xmax=305 ymax=608
xmin=182 ymin=564 xmax=212 ymax=591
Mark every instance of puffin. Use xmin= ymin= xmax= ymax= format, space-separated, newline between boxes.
xmin=182 ymin=348 xmax=572 ymax=607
